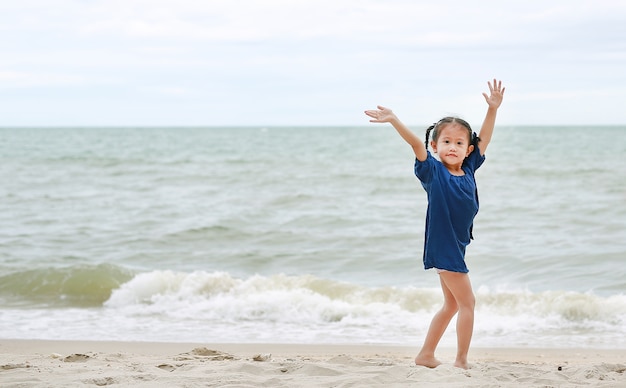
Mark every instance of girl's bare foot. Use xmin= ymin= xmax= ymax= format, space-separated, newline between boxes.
xmin=454 ymin=359 xmax=470 ymax=369
xmin=414 ymin=354 xmax=442 ymax=368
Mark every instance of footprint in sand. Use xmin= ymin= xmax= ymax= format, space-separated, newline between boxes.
xmin=252 ymin=353 xmax=272 ymax=362
xmin=1 ymin=363 xmax=31 ymax=370
xmin=63 ymin=354 xmax=91 ymax=363
xmin=83 ymin=376 xmax=117 ymax=386
xmin=157 ymin=364 xmax=177 ymax=372
xmin=598 ymin=363 xmax=626 ymax=374
xmin=175 ymin=347 xmax=235 ymax=361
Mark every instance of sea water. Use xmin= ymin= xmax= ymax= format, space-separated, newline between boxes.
xmin=0 ymin=126 xmax=625 ymax=348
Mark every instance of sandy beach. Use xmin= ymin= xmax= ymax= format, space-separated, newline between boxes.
xmin=0 ymin=340 xmax=624 ymax=387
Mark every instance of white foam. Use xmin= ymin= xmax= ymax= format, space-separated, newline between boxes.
xmin=91 ymin=271 xmax=626 ymax=347
xmin=4 ymin=270 xmax=624 ymax=347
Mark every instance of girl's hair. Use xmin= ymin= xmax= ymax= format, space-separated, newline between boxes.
xmin=425 ymin=117 xmax=480 ymax=151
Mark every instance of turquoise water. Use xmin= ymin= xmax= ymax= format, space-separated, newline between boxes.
xmin=0 ymin=126 xmax=625 ymax=347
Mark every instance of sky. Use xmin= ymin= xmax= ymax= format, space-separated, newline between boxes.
xmin=1 ymin=0 xmax=625 ymax=126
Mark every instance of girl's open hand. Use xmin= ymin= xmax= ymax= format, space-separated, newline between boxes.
xmin=482 ymin=79 xmax=505 ymax=109
xmin=364 ymin=105 xmax=397 ymax=123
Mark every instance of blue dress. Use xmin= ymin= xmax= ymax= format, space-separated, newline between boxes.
xmin=414 ymin=150 xmax=485 ymax=273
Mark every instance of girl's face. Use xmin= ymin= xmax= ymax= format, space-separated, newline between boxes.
xmin=430 ymin=123 xmax=474 ymax=169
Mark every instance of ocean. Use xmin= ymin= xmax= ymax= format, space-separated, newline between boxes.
xmin=1 ymin=126 xmax=625 ymax=349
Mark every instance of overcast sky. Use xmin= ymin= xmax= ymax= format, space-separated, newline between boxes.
xmin=1 ymin=0 xmax=625 ymax=126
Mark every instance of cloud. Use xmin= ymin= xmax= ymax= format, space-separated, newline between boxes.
xmin=0 ymin=70 xmax=89 ymax=88
xmin=0 ymin=0 xmax=625 ymax=125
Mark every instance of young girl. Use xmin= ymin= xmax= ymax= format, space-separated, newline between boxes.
xmin=364 ymin=79 xmax=505 ymax=369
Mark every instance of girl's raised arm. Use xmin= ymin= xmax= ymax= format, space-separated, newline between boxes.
xmin=477 ymin=79 xmax=505 ymax=156
xmin=365 ymin=105 xmax=428 ymax=161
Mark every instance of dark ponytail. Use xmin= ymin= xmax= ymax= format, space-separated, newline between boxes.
xmin=471 ymin=132 xmax=481 ymax=151
xmin=424 ymin=123 xmax=437 ymax=151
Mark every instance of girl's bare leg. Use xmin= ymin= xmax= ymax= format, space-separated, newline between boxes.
xmin=439 ymin=271 xmax=475 ymax=369
xmin=415 ymin=275 xmax=458 ymax=368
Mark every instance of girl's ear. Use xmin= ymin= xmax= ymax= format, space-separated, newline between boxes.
xmin=466 ymin=144 xmax=475 ymax=156
xmin=430 ymin=140 xmax=437 ymax=153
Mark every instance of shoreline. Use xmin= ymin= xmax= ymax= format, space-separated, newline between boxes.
xmin=1 ymin=339 xmax=625 ymax=387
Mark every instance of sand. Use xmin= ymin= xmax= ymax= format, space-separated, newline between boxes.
xmin=1 ymin=340 xmax=625 ymax=387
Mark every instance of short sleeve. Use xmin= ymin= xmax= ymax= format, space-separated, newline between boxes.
xmin=462 ymin=148 xmax=486 ymax=173
xmin=414 ymin=151 xmax=437 ymax=185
